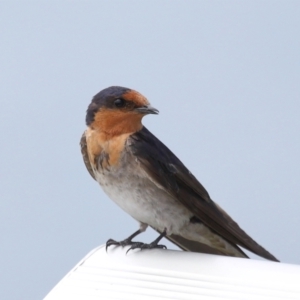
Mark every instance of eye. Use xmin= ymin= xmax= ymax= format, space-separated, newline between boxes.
xmin=114 ymin=98 xmax=125 ymax=108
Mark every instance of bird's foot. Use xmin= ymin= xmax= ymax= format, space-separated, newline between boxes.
xmin=106 ymin=238 xmax=142 ymax=251
xmin=126 ymin=241 xmax=167 ymax=253
xmin=106 ymin=229 xmax=144 ymax=251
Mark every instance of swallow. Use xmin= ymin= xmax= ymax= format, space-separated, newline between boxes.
xmin=80 ymin=86 xmax=279 ymax=261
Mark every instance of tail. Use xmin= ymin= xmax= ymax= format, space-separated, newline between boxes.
xmin=165 ymin=233 xmax=249 ymax=258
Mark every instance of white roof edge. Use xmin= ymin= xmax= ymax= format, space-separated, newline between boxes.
xmin=44 ymin=245 xmax=300 ymax=300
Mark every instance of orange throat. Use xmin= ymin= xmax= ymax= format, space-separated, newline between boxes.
xmin=86 ymin=109 xmax=143 ymax=168
xmin=90 ymin=109 xmax=143 ymax=137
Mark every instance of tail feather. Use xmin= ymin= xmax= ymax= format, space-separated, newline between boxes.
xmin=165 ymin=233 xmax=249 ymax=258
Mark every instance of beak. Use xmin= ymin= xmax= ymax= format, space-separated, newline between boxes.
xmin=135 ymin=105 xmax=159 ymax=115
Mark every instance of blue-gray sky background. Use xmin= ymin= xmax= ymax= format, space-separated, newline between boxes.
xmin=1 ymin=1 xmax=299 ymax=299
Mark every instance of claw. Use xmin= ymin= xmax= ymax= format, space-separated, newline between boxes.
xmin=126 ymin=241 xmax=167 ymax=254
xmin=106 ymin=229 xmax=144 ymax=251
xmin=106 ymin=238 xmax=143 ymax=251
xmin=106 ymin=239 xmax=120 ymax=251
xmin=106 ymin=228 xmax=167 ymax=253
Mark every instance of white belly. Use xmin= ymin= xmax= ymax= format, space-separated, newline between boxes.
xmin=93 ymin=155 xmax=192 ymax=235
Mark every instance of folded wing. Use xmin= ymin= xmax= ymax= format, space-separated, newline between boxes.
xmin=129 ymin=127 xmax=279 ymax=261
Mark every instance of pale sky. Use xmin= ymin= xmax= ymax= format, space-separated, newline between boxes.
xmin=1 ymin=1 xmax=300 ymax=299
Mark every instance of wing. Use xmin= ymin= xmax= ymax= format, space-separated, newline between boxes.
xmin=80 ymin=131 xmax=96 ymax=181
xmin=129 ymin=127 xmax=279 ymax=261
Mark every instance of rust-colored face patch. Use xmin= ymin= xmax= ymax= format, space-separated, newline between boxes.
xmin=122 ymin=90 xmax=149 ymax=108
xmin=91 ymin=108 xmax=143 ymax=137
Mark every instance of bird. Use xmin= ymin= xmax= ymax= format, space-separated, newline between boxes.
xmin=80 ymin=86 xmax=279 ymax=261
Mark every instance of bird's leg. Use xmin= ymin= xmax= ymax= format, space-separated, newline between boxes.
xmin=127 ymin=228 xmax=167 ymax=253
xmin=106 ymin=229 xmax=144 ymax=251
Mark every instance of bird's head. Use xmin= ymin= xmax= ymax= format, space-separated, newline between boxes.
xmin=86 ymin=86 xmax=158 ymax=136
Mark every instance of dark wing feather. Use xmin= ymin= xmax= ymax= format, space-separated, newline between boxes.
xmin=130 ymin=127 xmax=279 ymax=262
xmin=80 ymin=131 xmax=96 ymax=181
xmin=165 ymin=233 xmax=248 ymax=257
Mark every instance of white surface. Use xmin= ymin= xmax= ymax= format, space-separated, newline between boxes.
xmin=44 ymin=245 xmax=300 ymax=300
